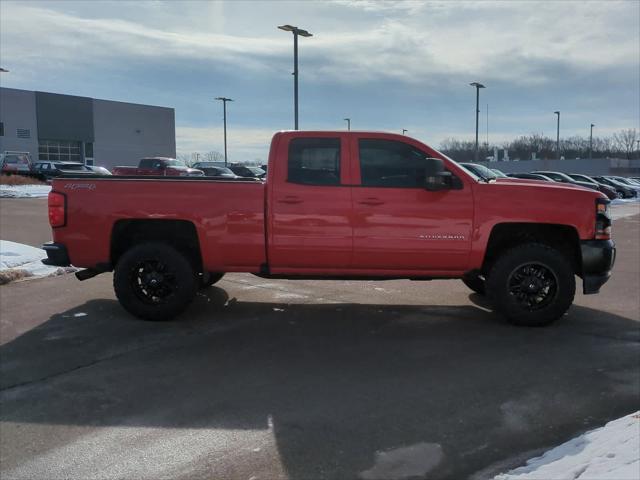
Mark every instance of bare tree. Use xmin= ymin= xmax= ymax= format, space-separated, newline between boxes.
xmin=613 ymin=129 xmax=638 ymax=159
xmin=204 ymin=151 xmax=224 ymax=162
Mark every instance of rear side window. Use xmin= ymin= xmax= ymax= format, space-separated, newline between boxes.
xmin=288 ymin=138 xmax=341 ymax=186
xmin=359 ymin=139 xmax=429 ymax=187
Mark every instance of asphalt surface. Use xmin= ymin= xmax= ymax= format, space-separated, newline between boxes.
xmin=0 ymin=198 xmax=639 ymax=480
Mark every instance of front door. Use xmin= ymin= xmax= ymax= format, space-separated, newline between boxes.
xmin=351 ymin=137 xmax=473 ymax=272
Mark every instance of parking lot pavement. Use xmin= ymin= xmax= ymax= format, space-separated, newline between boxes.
xmin=0 ymin=206 xmax=638 ymax=480
xmin=0 ymin=198 xmax=51 ymax=247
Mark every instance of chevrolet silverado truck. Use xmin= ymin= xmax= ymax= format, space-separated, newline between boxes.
xmin=43 ymin=131 xmax=615 ymax=326
xmin=112 ymin=157 xmax=204 ymax=176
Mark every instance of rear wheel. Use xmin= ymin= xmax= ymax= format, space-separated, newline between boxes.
xmin=114 ymin=243 xmax=197 ymax=321
xmin=462 ymin=271 xmax=486 ymax=295
xmin=486 ymin=243 xmax=575 ymax=326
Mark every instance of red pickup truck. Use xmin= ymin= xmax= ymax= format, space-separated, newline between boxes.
xmin=43 ymin=131 xmax=615 ymax=326
xmin=112 ymin=157 xmax=204 ymax=176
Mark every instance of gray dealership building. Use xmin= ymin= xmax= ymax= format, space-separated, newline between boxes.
xmin=0 ymin=87 xmax=176 ymax=169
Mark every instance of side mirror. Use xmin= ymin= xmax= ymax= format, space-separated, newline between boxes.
xmin=424 ymin=158 xmax=450 ymax=191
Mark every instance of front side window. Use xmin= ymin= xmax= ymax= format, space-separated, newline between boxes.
xmin=288 ymin=138 xmax=341 ymax=185
xmin=359 ymin=139 xmax=430 ymax=187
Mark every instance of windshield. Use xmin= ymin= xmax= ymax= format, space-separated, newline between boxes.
xmin=165 ymin=160 xmax=186 ymax=167
xmin=490 ymin=169 xmax=508 ymax=178
xmin=217 ymin=167 xmax=235 ymax=175
xmin=248 ymin=167 xmax=265 ymax=175
xmin=461 ymin=163 xmax=496 ymax=181
xmin=56 ymin=163 xmax=86 ymax=170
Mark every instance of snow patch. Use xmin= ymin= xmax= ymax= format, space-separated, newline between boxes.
xmin=0 ymin=184 xmax=51 ymax=198
xmin=360 ymin=442 xmax=444 ymax=480
xmin=0 ymin=240 xmax=76 ymax=283
xmin=494 ymin=411 xmax=640 ymax=480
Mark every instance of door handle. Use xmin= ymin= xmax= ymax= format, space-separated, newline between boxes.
xmin=278 ymin=196 xmax=303 ymax=204
xmin=358 ymin=198 xmax=385 ymax=206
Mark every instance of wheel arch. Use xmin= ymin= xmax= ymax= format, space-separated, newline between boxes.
xmin=482 ymin=223 xmax=582 ymax=276
xmin=110 ymin=219 xmax=203 ymax=272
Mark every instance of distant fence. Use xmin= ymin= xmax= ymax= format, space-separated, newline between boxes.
xmin=475 ymin=157 xmax=640 ymax=176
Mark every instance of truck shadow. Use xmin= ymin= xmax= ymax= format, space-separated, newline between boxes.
xmin=1 ymin=288 xmax=639 ymax=479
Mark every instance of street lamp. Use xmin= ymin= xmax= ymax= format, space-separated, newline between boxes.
xmin=589 ymin=123 xmax=595 ymax=160
xmin=554 ymin=111 xmax=560 ymax=160
xmin=0 ymin=68 xmax=9 ymax=73
xmin=402 ymin=129 xmax=408 ymax=135
xmin=470 ymin=82 xmax=485 ymax=162
xmin=215 ymin=97 xmax=233 ymax=167
xmin=278 ymin=24 xmax=313 ymax=130
xmin=344 ymin=118 xmax=350 ymax=131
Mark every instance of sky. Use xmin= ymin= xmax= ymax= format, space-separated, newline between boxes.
xmin=1 ymin=0 xmax=639 ymax=162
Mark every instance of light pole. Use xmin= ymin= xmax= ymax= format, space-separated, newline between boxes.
xmin=470 ymin=82 xmax=485 ymax=162
xmin=402 ymin=129 xmax=408 ymax=135
xmin=589 ymin=123 xmax=595 ymax=160
xmin=215 ymin=97 xmax=233 ymax=167
xmin=344 ymin=118 xmax=350 ymax=131
xmin=554 ymin=111 xmax=560 ymax=160
xmin=278 ymin=24 xmax=313 ymax=130
xmin=0 ymin=68 xmax=8 ymax=72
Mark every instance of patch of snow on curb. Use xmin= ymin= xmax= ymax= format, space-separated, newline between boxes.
xmin=0 ymin=184 xmax=51 ymax=198
xmin=494 ymin=411 xmax=640 ymax=480
xmin=0 ymin=240 xmax=76 ymax=283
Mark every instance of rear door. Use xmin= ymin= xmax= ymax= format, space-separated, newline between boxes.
xmin=268 ymin=134 xmax=353 ymax=271
xmin=350 ymin=136 xmax=473 ymax=273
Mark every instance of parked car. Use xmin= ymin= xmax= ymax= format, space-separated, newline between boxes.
xmin=228 ymin=164 xmax=266 ymax=178
xmin=607 ymin=176 xmax=640 ymax=193
xmin=112 ymin=157 xmax=204 ymax=177
xmin=196 ymin=166 xmax=241 ymax=178
xmin=530 ymin=171 xmax=600 ymax=192
xmin=592 ymin=176 xmax=637 ymax=199
xmin=33 ymin=161 xmax=98 ymax=179
xmin=461 ymin=164 xmax=549 ymax=184
xmin=1 ymin=151 xmax=33 ymax=175
xmin=489 ymin=168 xmax=508 ymax=178
xmin=567 ymin=174 xmax=618 ymax=200
xmin=192 ymin=161 xmax=226 ymax=169
xmin=459 ymin=163 xmax=498 ymax=180
xmin=507 ymin=173 xmax=555 ymax=182
xmin=43 ymin=130 xmax=615 ymax=327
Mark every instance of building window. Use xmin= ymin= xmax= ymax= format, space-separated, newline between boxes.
xmin=0 ymin=122 xmax=4 ymax=136
xmin=84 ymin=142 xmax=94 ymax=158
xmin=38 ymin=139 xmax=82 ymax=163
xmin=287 ymin=137 xmax=341 ymax=185
xmin=16 ymin=128 xmax=31 ymax=139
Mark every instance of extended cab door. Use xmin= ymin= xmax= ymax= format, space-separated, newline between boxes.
xmin=268 ymin=134 xmax=353 ymax=272
xmin=350 ymin=136 xmax=473 ymax=273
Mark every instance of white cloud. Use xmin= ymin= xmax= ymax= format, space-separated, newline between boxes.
xmin=2 ymin=1 xmax=637 ymax=88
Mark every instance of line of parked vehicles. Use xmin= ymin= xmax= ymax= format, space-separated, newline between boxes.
xmin=0 ymin=152 xmax=266 ymax=181
xmin=459 ymin=163 xmax=640 ymax=200
xmin=2 ymin=151 xmax=637 ymax=197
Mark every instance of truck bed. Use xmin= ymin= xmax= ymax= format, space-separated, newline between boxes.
xmin=51 ymin=176 xmax=267 ymax=272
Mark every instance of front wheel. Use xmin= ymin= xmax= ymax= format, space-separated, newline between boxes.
xmin=200 ymin=272 xmax=224 ymax=288
xmin=114 ymin=243 xmax=198 ymax=321
xmin=462 ymin=271 xmax=486 ymax=295
xmin=486 ymin=243 xmax=575 ymax=327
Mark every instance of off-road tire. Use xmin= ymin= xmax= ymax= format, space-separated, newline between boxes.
xmin=114 ymin=242 xmax=198 ymax=321
xmin=462 ymin=271 xmax=486 ymax=295
xmin=486 ymin=243 xmax=575 ymax=327
xmin=200 ymin=272 xmax=225 ymax=288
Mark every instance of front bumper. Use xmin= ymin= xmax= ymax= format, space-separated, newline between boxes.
xmin=42 ymin=242 xmax=71 ymax=267
xmin=581 ymin=239 xmax=616 ymax=294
